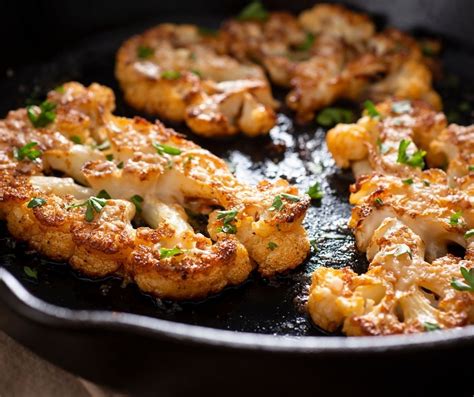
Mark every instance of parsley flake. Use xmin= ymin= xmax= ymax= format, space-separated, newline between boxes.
xmin=307 ymin=182 xmax=323 ymax=200
xmin=27 ymin=197 xmax=46 ymax=208
xmin=153 ymin=142 xmax=182 ymax=156
xmin=97 ymin=190 xmax=111 ymax=199
xmin=402 ymin=178 xmax=414 ymax=185
xmin=465 ymin=229 xmax=474 ymax=239
xmin=13 ymin=142 xmax=42 ymax=161
xmin=316 ymin=107 xmax=354 ymax=127
xmin=364 ymin=100 xmax=380 ymax=118
xmin=137 ymin=45 xmax=154 ymax=59
xmin=161 ymin=70 xmax=181 ymax=80
xmin=451 ymin=266 xmax=474 ymax=292
xmin=449 ymin=211 xmax=463 ymax=226
xmin=71 ymin=135 xmax=82 ymax=144
xmin=159 ymin=247 xmax=184 ymax=259
xmin=397 ymin=139 xmax=426 ymax=169
xmin=68 ymin=196 xmax=108 ymax=222
xmin=267 ymin=242 xmax=278 ymax=251
xmin=374 ymin=197 xmax=384 ymax=206
xmin=296 ymin=33 xmax=315 ymax=51
xmin=217 ymin=209 xmax=238 ymax=234
xmin=24 ymin=266 xmax=38 ymax=279
xmin=424 ymin=322 xmax=441 ymax=332
xmin=130 ymin=195 xmax=144 ymax=213
xmin=468 ymin=165 xmax=474 ymax=172
xmin=237 ymin=1 xmax=269 ymax=21
xmin=27 ymin=100 xmax=56 ymax=128
xmin=269 ymin=193 xmax=300 ymax=211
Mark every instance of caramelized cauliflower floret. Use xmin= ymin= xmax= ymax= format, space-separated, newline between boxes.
xmin=115 ymin=23 xmax=277 ymax=137
xmin=308 ymin=218 xmax=474 ymax=335
xmin=0 ymin=82 xmax=309 ymax=299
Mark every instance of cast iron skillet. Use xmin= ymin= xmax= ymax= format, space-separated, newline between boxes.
xmin=0 ymin=2 xmax=474 ymax=396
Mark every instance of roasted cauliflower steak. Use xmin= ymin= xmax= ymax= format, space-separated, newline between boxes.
xmin=0 ymin=82 xmax=310 ymax=299
xmin=116 ymin=23 xmax=277 ymax=137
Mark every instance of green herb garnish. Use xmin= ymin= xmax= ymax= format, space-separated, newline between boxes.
xmin=106 ymin=154 xmax=114 ymax=161
xmin=402 ymin=178 xmax=414 ymax=185
xmin=217 ymin=209 xmax=238 ymax=234
xmin=267 ymin=242 xmax=278 ymax=251
xmin=68 ymin=196 xmax=108 ymax=222
xmin=449 ymin=211 xmax=463 ymax=226
xmin=130 ymin=195 xmax=144 ymax=213
xmin=374 ymin=198 xmax=384 ymax=206
xmin=237 ymin=1 xmax=268 ymax=21
xmin=161 ymin=70 xmax=181 ymax=80
xmin=392 ymin=244 xmax=412 ymax=259
xmin=27 ymin=100 xmax=56 ymax=128
xmin=397 ymin=139 xmax=426 ymax=169
xmin=153 ymin=142 xmax=182 ymax=156
xmin=117 ymin=161 xmax=124 ymax=169
xmin=465 ymin=229 xmax=474 ymax=239
xmin=13 ymin=142 xmax=42 ymax=161
xmin=137 ymin=45 xmax=154 ymax=59
xmin=96 ymin=140 xmax=110 ymax=151
xmin=424 ymin=322 xmax=441 ymax=332
xmin=364 ymin=100 xmax=380 ymax=118
xmin=316 ymin=107 xmax=354 ymax=127
xmin=307 ymin=182 xmax=323 ymax=200
xmin=97 ymin=190 xmax=111 ymax=199
xmin=159 ymin=247 xmax=184 ymax=259
xmin=468 ymin=165 xmax=474 ymax=172
xmin=269 ymin=193 xmax=300 ymax=211
xmin=24 ymin=266 xmax=38 ymax=279
xmin=296 ymin=33 xmax=315 ymax=51
xmin=27 ymin=197 xmax=46 ymax=208
xmin=54 ymin=85 xmax=65 ymax=94
xmin=451 ymin=266 xmax=474 ymax=292
xmin=310 ymin=239 xmax=317 ymax=251
xmin=71 ymin=135 xmax=82 ymax=144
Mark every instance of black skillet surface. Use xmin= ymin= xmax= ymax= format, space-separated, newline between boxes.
xmin=1 ymin=7 xmax=474 ymax=397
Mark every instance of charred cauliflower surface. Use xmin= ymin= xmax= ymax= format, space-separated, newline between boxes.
xmin=116 ymin=24 xmax=277 ymax=137
xmin=309 ymin=99 xmax=474 ymax=335
xmin=220 ymin=3 xmax=440 ymax=123
xmin=0 ymin=82 xmax=310 ymax=300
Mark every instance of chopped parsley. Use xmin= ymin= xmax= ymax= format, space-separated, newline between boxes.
xmin=117 ymin=161 xmax=124 ymax=169
xmin=27 ymin=100 xmax=56 ymax=128
xmin=130 ymin=195 xmax=144 ymax=213
xmin=397 ymin=139 xmax=426 ymax=169
xmin=106 ymin=154 xmax=114 ymax=161
xmin=374 ymin=197 xmax=384 ymax=206
xmin=161 ymin=70 xmax=181 ymax=80
xmin=153 ymin=142 xmax=182 ymax=156
xmin=137 ymin=45 xmax=154 ymax=59
xmin=316 ymin=107 xmax=354 ymax=127
xmin=468 ymin=165 xmax=474 ymax=172
xmin=27 ymin=197 xmax=46 ymax=208
xmin=296 ymin=33 xmax=315 ymax=51
xmin=423 ymin=180 xmax=430 ymax=187
xmin=70 ymin=135 xmax=82 ymax=144
xmin=54 ymin=85 xmax=65 ymax=94
xmin=424 ymin=322 xmax=441 ymax=332
xmin=402 ymin=178 xmax=414 ymax=185
xmin=13 ymin=142 xmax=42 ymax=161
xmin=97 ymin=190 xmax=111 ymax=199
xmin=391 ymin=100 xmax=412 ymax=114
xmin=68 ymin=196 xmax=108 ymax=222
xmin=449 ymin=211 xmax=463 ymax=226
xmin=306 ymin=182 xmax=323 ymax=200
xmin=217 ymin=209 xmax=238 ymax=234
xmin=364 ymin=100 xmax=380 ymax=118
xmin=465 ymin=229 xmax=474 ymax=239
xmin=159 ymin=247 xmax=184 ymax=258
xmin=267 ymin=241 xmax=278 ymax=251
xmin=310 ymin=239 xmax=317 ymax=251
xmin=24 ymin=266 xmax=38 ymax=279
xmin=237 ymin=1 xmax=268 ymax=21
xmin=451 ymin=266 xmax=474 ymax=292
xmin=269 ymin=193 xmax=300 ymax=211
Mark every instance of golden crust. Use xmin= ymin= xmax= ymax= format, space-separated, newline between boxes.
xmin=0 ymin=81 xmax=309 ymax=299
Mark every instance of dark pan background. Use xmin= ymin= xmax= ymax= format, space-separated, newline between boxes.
xmin=1 ymin=1 xmax=474 ymax=395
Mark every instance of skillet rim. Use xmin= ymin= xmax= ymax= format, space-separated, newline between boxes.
xmin=1 ymin=268 xmax=473 ymax=354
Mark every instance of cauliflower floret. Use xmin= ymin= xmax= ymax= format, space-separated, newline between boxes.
xmin=308 ymin=218 xmax=474 ymax=335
